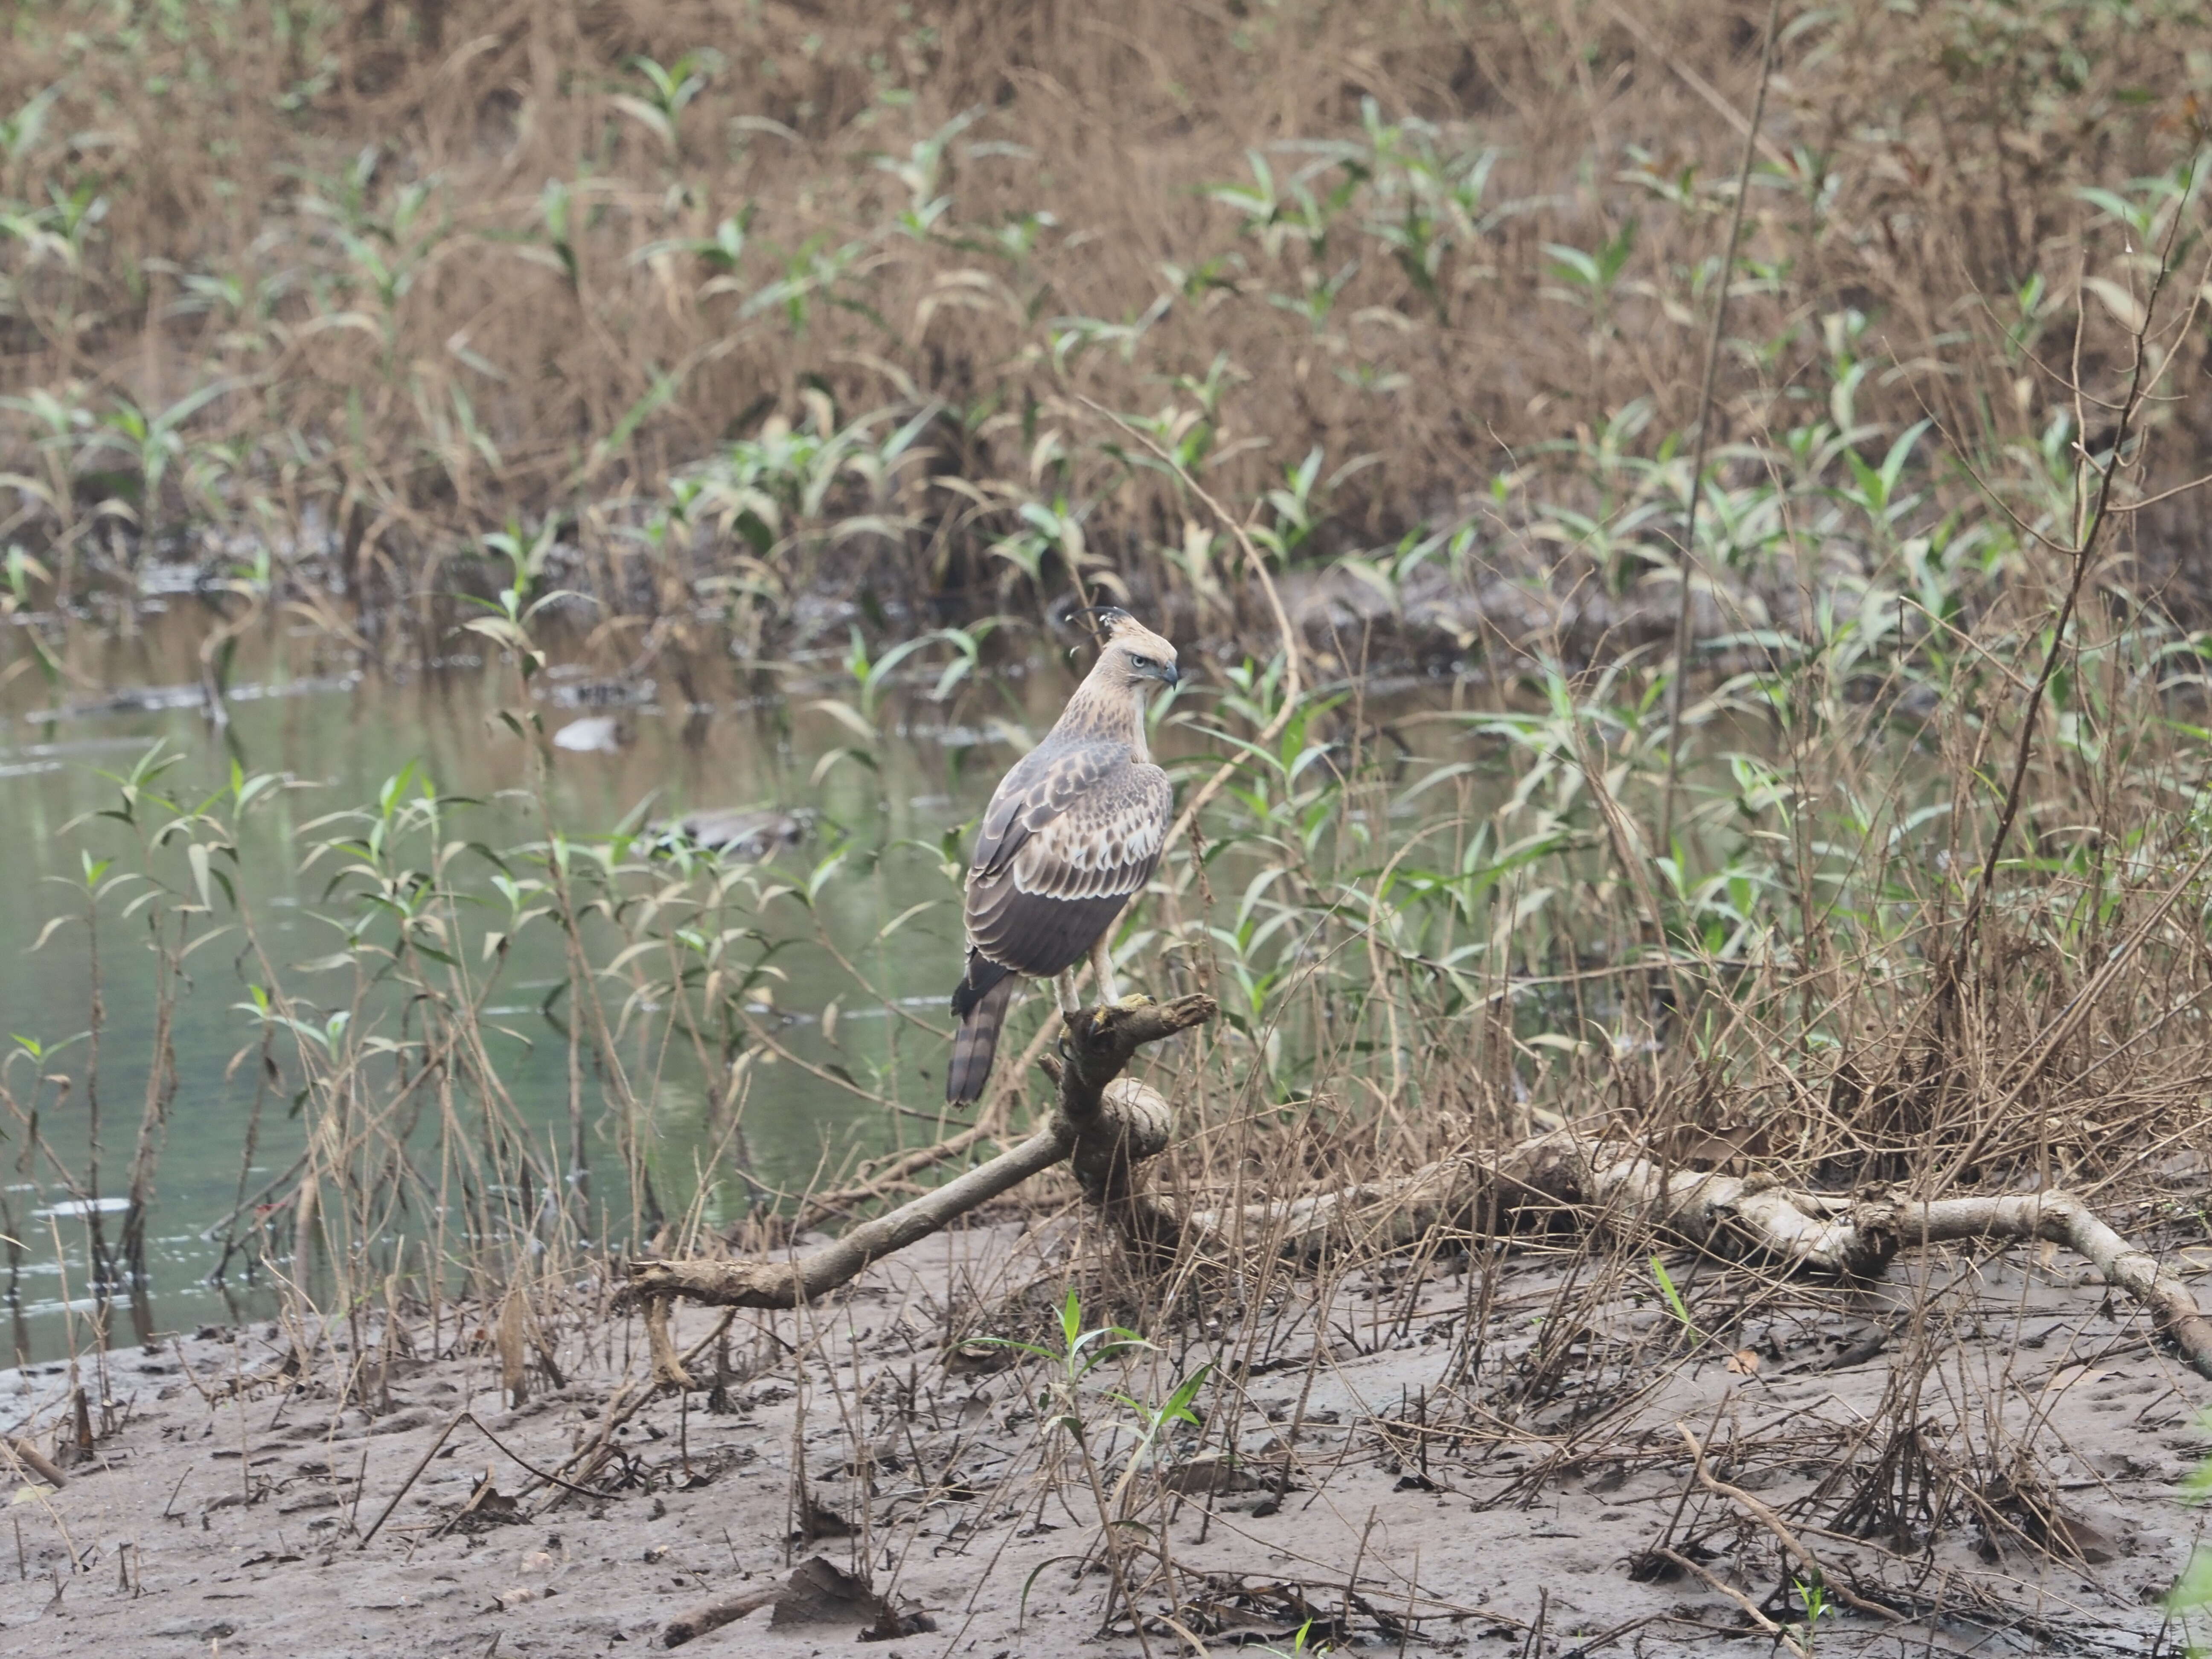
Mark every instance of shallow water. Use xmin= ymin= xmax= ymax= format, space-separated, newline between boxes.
xmin=0 ymin=614 xmax=1045 ymax=1357
xmin=0 ymin=608 xmax=1477 ymax=1361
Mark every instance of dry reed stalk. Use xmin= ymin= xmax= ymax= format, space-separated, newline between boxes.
xmin=1658 ymin=0 xmax=1781 ymax=855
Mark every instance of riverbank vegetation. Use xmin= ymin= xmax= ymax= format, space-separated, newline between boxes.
xmin=6 ymin=1 xmax=2212 ymax=1651
xmin=2 ymin=0 xmax=2209 ymax=661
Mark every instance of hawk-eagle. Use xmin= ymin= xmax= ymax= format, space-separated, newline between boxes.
xmin=945 ymin=610 xmax=1179 ymax=1102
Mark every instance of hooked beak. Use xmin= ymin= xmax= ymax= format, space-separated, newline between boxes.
xmin=1158 ymin=661 xmax=1181 ymax=689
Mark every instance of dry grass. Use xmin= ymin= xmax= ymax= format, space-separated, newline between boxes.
xmin=3 ymin=0 xmax=2212 ymax=639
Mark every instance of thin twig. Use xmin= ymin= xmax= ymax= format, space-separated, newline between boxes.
xmin=1655 ymin=1549 xmax=1807 ymax=1656
xmin=1678 ymin=1425 xmax=1902 ymax=1622
xmin=1659 ymin=0 xmax=1783 ymax=855
xmin=355 ymin=1407 xmax=467 ymax=1548
xmin=1602 ymin=1 xmax=1790 ymax=171
xmin=1953 ymin=180 xmax=2194 ymax=958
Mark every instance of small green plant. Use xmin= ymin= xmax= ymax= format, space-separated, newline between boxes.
xmin=1650 ymin=1254 xmax=1700 ymax=1343
xmin=612 ymin=49 xmax=724 ymax=154
xmin=989 ymin=1288 xmax=1217 ymax=1633
xmin=977 ymin=1289 xmax=1212 ymax=1509
xmin=974 ymin=1286 xmax=1148 ymax=1409
xmin=1793 ymin=1572 xmax=1832 ymax=1652
xmin=1103 ymin=1360 xmax=1212 ymax=1503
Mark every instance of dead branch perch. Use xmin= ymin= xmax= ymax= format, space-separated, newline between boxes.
xmin=628 ymin=996 xmax=2212 ymax=1387
xmin=789 ymin=1118 xmax=998 ymax=1232
xmin=623 ymin=995 xmax=1214 ymax=1312
xmin=628 ymin=1123 xmax=1071 ymax=1310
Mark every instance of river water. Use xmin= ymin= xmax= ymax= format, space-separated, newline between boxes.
xmin=0 ymin=617 xmax=995 ymax=1358
xmin=0 ymin=609 xmax=1475 ymax=1362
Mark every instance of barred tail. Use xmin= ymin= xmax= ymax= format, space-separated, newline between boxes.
xmin=947 ymin=973 xmax=1017 ymax=1103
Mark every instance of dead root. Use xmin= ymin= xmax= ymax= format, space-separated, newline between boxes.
xmin=1149 ymin=1123 xmax=2212 ymax=1380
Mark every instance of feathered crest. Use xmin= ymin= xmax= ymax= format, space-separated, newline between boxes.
xmin=1067 ymin=604 xmax=1136 ymax=640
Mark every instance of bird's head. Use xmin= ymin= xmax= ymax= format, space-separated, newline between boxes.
xmin=1089 ymin=608 xmax=1181 ymax=690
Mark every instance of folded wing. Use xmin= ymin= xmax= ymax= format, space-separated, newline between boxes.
xmin=963 ymin=740 xmax=1172 ymax=978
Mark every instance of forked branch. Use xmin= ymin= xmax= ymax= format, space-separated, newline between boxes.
xmin=630 ymin=1001 xmax=2212 ymax=1388
xmin=621 ymin=995 xmax=1216 ymax=1317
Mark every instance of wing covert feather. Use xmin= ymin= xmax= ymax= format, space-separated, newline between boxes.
xmin=961 ymin=743 xmax=1171 ymax=977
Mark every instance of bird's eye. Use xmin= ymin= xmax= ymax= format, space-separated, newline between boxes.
xmin=1129 ymin=654 xmax=1153 ymax=670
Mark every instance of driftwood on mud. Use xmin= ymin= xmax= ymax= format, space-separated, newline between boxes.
xmin=1146 ymin=1122 xmax=2212 ymax=1381
xmin=662 ymin=1583 xmax=782 ymax=1647
xmin=626 ymin=997 xmax=2212 ymax=1386
xmin=0 ymin=1436 xmax=65 ymax=1490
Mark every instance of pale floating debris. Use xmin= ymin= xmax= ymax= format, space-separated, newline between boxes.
xmin=23 ymin=1297 xmax=108 ymax=1316
xmin=33 ymin=1196 xmax=130 ymax=1219
xmin=58 ymin=684 xmax=210 ymax=717
xmin=134 ymin=562 xmax=204 ymax=597
xmin=659 ymin=806 xmax=808 ymax=858
xmin=548 ymin=674 xmax=656 ymax=709
xmin=551 ymin=715 xmax=628 ymax=753
xmin=225 ymin=672 xmax=364 ymax=702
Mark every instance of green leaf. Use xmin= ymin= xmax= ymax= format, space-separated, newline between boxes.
xmin=875 ymin=900 xmax=938 ymax=942
xmin=1650 ymin=1255 xmax=1697 ymax=1340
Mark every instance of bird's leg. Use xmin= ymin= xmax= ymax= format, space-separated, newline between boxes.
xmin=1091 ymin=932 xmax=1122 ymax=1005
xmin=1056 ymin=969 xmax=1083 ymax=1016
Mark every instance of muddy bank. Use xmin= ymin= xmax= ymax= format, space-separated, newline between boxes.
xmin=0 ymin=1211 xmax=2200 ymax=1658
